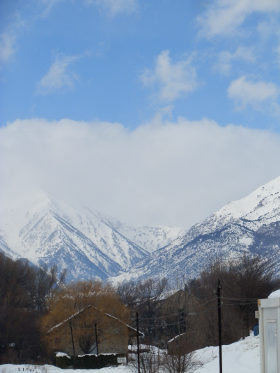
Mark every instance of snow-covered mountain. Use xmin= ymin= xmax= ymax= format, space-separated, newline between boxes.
xmin=0 ymin=193 xmax=180 ymax=281
xmin=0 ymin=234 xmax=17 ymax=258
xmin=0 ymin=194 xmax=147 ymax=280
xmin=2 ymin=177 xmax=280 ymax=285
xmin=101 ymin=216 xmax=183 ymax=253
xmin=114 ymin=176 xmax=280 ymax=285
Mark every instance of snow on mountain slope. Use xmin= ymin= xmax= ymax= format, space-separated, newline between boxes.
xmin=0 ymin=193 xmax=150 ymax=281
xmin=113 ymin=176 xmax=280 ymax=285
xmin=101 ymin=216 xmax=183 ymax=252
xmin=0 ymin=234 xmax=18 ymax=258
xmin=3 ymin=176 xmax=280 ymax=285
xmin=201 ymin=175 xmax=280 ymax=232
xmin=121 ymin=225 xmax=183 ymax=253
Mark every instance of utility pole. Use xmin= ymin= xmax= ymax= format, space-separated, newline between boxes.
xmin=69 ymin=320 xmax=76 ymax=368
xmin=69 ymin=320 xmax=76 ymax=357
xmin=95 ymin=323 xmax=99 ymax=355
xmin=217 ymin=279 xmax=222 ymax=373
xmin=136 ymin=312 xmax=140 ymax=373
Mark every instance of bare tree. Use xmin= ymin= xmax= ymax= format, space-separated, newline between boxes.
xmin=187 ymin=254 xmax=280 ymax=348
xmin=118 ymin=278 xmax=169 ymax=345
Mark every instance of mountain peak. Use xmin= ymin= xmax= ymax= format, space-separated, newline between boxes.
xmin=215 ymin=176 xmax=280 ymax=224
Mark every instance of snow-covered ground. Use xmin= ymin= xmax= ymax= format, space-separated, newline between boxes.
xmin=193 ymin=334 xmax=259 ymax=373
xmin=0 ymin=335 xmax=260 ymax=373
xmin=0 ymin=366 xmax=131 ymax=373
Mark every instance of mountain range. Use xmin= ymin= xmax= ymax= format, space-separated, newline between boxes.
xmin=1 ymin=177 xmax=280 ymax=284
xmin=115 ymin=176 xmax=280 ymax=285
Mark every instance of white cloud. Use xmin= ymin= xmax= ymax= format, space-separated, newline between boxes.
xmin=40 ymin=0 xmax=65 ymax=17
xmin=1 ymin=117 xmax=280 ymax=228
xmin=40 ymin=0 xmax=137 ymax=17
xmin=0 ymin=14 xmax=24 ymax=65
xmin=198 ymin=0 xmax=280 ymax=38
xmin=276 ymin=44 xmax=280 ymax=69
xmin=216 ymin=46 xmax=255 ymax=75
xmin=257 ymin=19 xmax=278 ymax=40
xmin=85 ymin=0 xmax=137 ymax=16
xmin=37 ymin=54 xmax=80 ymax=94
xmin=0 ymin=31 xmax=16 ymax=64
xmin=228 ymin=76 xmax=279 ymax=110
xmin=141 ymin=50 xmax=197 ymax=102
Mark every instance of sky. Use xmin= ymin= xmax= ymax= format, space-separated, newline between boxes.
xmin=1 ymin=0 xmax=280 ymax=228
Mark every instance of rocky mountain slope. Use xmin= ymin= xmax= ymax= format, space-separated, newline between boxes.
xmin=114 ymin=176 xmax=280 ymax=285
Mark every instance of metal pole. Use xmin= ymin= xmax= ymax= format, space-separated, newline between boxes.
xmin=136 ymin=312 xmax=140 ymax=373
xmin=217 ymin=279 xmax=222 ymax=373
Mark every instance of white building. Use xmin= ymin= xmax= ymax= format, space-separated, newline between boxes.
xmin=259 ymin=290 xmax=280 ymax=373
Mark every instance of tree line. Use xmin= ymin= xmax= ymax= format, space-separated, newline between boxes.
xmin=0 ymin=252 xmax=64 ymax=362
xmin=0 ymin=251 xmax=279 ymax=365
xmin=117 ymin=255 xmax=280 ymax=352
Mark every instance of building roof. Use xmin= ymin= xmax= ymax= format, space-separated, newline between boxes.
xmin=46 ymin=304 xmax=144 ymax=337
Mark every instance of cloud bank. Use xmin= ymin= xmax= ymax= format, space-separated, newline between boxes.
xmin=1 ymin=118 xmax=280 ymax=228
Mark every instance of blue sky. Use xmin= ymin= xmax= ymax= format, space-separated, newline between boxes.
xmin=1 ymin=0 xmax=280 ymax=129
xmin=1 ymin=0 xmax=280 ymax=227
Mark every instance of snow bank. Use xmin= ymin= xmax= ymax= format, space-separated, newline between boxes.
xmin=269 ymin=289 xmax=280 ymax=298
xmin=193 ymin=335 xmax=259 ymax=373
xmin=0 ymin=335 xmax=259 ymax=373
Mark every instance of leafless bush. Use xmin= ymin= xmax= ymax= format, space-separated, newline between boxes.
xmin=130 ymin=347 xmax=163 ymax=373
xmin=140 ymin=352 xmax=162 ymax=373
xmin=163 ymin=351 xmax=201 ymax=373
